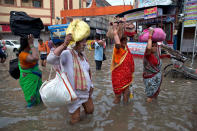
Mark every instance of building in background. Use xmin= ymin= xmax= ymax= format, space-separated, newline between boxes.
xmin=62 ymin=0 xmax=112 ymax=39
xmin=84 ymin=0 xmax=112 ymax=39
xmin=180 ymin=0 xmax=197 ymax=54
xmin=0 ymin=0 xmax=93 ymax=41
xmin=131 ymin=0 xmax=196 ymax=53
xmin=0 ymin=0 xmax=130 ymax=43
xmin=134 ymin=0 xmax=172 ymax=8
xmin=0 ymin=0 xmax=51 ymax=41
xmin=61 ymin=0 xmax=132 ymax=39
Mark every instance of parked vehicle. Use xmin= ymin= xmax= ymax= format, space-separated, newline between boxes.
xmin=0 ymin=40 xmax=20 ymax=52
xmin=162 ymin=44 xmax=197 ymax=80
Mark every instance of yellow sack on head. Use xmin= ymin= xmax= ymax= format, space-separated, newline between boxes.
xmin=66 ymin=19 xmax=90 ymax=44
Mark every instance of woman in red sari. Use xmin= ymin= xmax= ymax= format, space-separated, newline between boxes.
xmin=111 ymin=23 xmax=135 ymax=104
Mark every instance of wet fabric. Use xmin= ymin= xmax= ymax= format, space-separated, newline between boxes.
xmin=144 ymin=71 xmax=162 ymax=97
xmin=143 ymin=46 xmax=162 ymax=98
xmin=95 ymin=60 xmax=102 ymax=70
xmin=112 ymin=47 xmax=126 ymax=65
xmin=94 ymin=42 xmax=103 ymax=61
xmin=70 ymin=50 xmax=87 ymax=91
xmin=38 ymin=43 xmax=47 ymax=54
xmin=40 ymin=54 xmax=47 ymax=60
xmin=19 ymin=63 xmax=42 ymax=107
xmin=111 ymin=46 xmax=134 ymax=94
xmin=18 ymin=52 xmax=37 ymax=69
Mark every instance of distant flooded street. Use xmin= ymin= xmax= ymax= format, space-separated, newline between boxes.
xmin=0 ymin=46 xmax=197 ymax=131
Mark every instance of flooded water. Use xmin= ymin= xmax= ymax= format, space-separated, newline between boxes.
xmin=0 ymin=46 xmax=197 ymax=131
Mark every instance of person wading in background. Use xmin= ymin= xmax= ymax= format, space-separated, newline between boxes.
xmin=38 ymin=38 xmax=47 ymax=67
xmin=94 ymin=35 xmax=104 ymax=70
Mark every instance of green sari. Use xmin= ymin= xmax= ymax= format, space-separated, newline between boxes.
xmin=18 ymin=62 xmax=42 ymax=107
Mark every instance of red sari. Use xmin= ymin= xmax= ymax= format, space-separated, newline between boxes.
xmin=111 ymin=46 xmax=134 ymax=94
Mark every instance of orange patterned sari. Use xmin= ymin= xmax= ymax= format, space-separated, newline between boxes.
xmin=111 ymin=46 xmax=135 ymax=94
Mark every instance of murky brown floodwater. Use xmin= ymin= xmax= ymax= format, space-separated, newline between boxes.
xmin=0 ymin=46 xmax=197 ymax=131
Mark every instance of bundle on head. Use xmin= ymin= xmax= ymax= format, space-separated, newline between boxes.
xmin=66 ymin=19 xmax=90 ymax=45
xmin=106 ymin=21 xmax=125 ymax=40
xmin=139 ymin=28 xmax=166 ymax=42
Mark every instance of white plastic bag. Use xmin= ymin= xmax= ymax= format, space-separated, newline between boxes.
xmin=39 ymin=70 xmax=77 ymax=107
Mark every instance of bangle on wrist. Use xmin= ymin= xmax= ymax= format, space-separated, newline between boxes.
xmin=148 ymin=35 xmax=152 ymax=40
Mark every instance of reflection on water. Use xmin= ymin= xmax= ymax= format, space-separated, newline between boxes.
xmin=0 ymin=47 xmax=197 ymax=130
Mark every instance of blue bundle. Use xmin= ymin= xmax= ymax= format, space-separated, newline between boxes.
xmin=48 ymin=24 xmax=69 ymax=44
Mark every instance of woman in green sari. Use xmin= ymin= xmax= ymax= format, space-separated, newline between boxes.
xmin=18 ymin=34 xmax=42 ymax=107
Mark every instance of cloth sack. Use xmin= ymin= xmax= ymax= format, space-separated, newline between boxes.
xmin=66 ymin=19 xmax=90 ymax=44
xmin=9 ymin=58 xmax=20 ymax=79
xmin=10 ymin=11 xmax=44 ymax=38
xmin=39 ymin=70 xmax=77 ymax=107
xmin=139 ymin=28 xmax=166 ymax=42
xmin=48 ymin=24 xmax=69 ymax=44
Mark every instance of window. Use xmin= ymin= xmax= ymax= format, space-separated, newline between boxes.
xmin=22 ymin=0 xmax=29 ymax=3
xmin=79 ymin=0 xmax=81 ymax=8
xmin=0 ymin=0 xmax=15 ymax=5
xmin=33 ymin=0 xmax=42 ymax=8
xmin=5 ymin=0 xmax=14 ymax=4
xmin=6 ymin=41 xmax=13 ymax=46
xmin=69 ymin=0 xmax=72 ymax=9
xmin=165 ymin=23 xmax=172 ymax=41
xmin=12 ymin=41 xmax=19 ymax=45
xmin=64 ymin=0 xmax=68 ymax=9
xmin=21 ymin=0 xmax=42 ymax=8
xmin=51 ymin=0 xmax=55 ymax=18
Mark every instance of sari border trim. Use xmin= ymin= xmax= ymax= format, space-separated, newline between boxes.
xmin=111 ymin=50 xmax=128 ymax=71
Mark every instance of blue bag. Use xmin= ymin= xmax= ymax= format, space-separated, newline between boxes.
xmin=48 ymin=24 xmax=69 ymax=44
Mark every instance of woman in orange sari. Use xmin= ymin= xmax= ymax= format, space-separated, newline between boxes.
xmin=111 ymin=22 xmax=135 ymax=104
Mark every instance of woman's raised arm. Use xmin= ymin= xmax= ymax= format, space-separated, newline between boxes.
xmin=53 ymin=34 xmax=72 ymax=56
